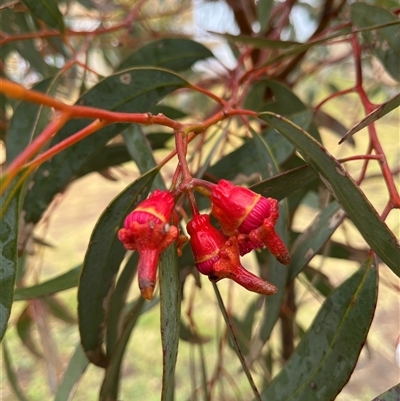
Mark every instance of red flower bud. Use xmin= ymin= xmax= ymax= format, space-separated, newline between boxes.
xmin=187 ymin=215 xmax=277 ymax=296
xmin=187 ymin=214 xmax=225 ymax=275
xmin=118 ymin=190 xmax=178 ymax=300
xmin=211 ymin=180 xmax=291 ymax=265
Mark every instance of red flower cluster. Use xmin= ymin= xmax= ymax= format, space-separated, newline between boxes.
xmin=187 ymin=180 xmax=290 ymax=296
xmin=118 ymin=180 xmax=290 ymax=299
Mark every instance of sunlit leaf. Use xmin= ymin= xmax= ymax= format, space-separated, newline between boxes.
xmin=78 ymin=168 xmax=158 ymax=366
xmin=118 ymin=38 xmax=214 ymax=72
xmin=259 ymin=113 xmax=400 ymax=276
xmin=160 ymin=245 xmax=181 ymax=401
xmin=260 ymin=258 xmax=378 ymax=401
xmin=21 ymin=0 xmax=65 ymax=33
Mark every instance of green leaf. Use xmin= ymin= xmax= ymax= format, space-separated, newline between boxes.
xmin=2 ymin=340 xmax=29 ymax=401
xmin=76 ymin=144 xmax=132 ymax=178
xmin=14 ymin=265 xmax=81 ymax=301
xmin=207 ymin=110 xmax=312 ymax=184
xmin=340 ymin=93 xmax=400 ymax=144
xmin=257 ymin=0 xmax=274 ymax=33
xmin=302 ymin=266 xmax=334 ymax=298
xmin=179 ymin=320 xmax=210 ymax=344
xmin=122 ymin=124 xmax=165 ymax=189
xmin=16 ymin=305 xmax=42 ymax=358
xmin=6 ymin=77 xmax=59 ymax=163
xmin=213 ymin=284 xmax=262 ymax=401
xmin=106 ymin=252 xmax=138 ymax=357
xmin=78 ymin=168 xmax=158 ymax=367
xmin=351 ymin=3 xmax=400 ymax=81
xmin=259 ymin=113 xmax=400 ymax=276
xmin=372 ymin=383 xmax=400 ymax=401
xmin=43 ymin=296 xmax=76 ymax=324
xmin=0 ymin=187 xmax=20 ymax=341
xmin=159 ymin=245 xmax=181 ymax=401
xmin=22 ymin=68 xmax=188 ymax=225
xmin=212 ymin=32 xmax=300 ymax=49
xmin=250 ymin=131 xmax=290 ymax=346
xmin=229 ymin=301 xmax=258 ymax=355
xmin=288 ymin=201 xmax=344 ymax=282
xmin=1 ymin=9 xmax=50 ymax=74
xmin=54 ymin=344 xmax=89 ymax=401
xmin=151 ymin=105 xmax=187 ymax=120
xmin=147 ymin=132 xmax=174 ymax=150
xmin=100 ymin=297 xmax=147 ymax=401
xmin=21 ymin=0 xmax=65 ymax=34
xmin=258 ymin=204 xmax=289 ymax=344
xmin=250 ymin=164 xmax=317 ymax=201
xmin=260 ymin=258 xmax=378 ymax=401
xmin=118 ymin=38 xmax=214 ymax=72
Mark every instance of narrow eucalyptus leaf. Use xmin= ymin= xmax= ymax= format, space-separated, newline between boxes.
xmin=160 ymin=245 xmax=181 ymax=401
xmin=54 ymin=344 xmax=89 ymax=401
xmin=78 ymin=168 xmax=158 ymax=366
xmin=259 ymin=113 xmax=400 ymax=276
xmin=260 ymin=258 xmax=378 ymax=401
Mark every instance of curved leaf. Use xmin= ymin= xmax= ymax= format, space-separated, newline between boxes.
xmin=22 ymin=68 xmax=188 ymax=225
xmin=160 ymin=245 xmax=181 ymax=401
xmin=78 ymin=168 xmax=159 ymax=366
xmin=259 ymin=113 xmax=400 ymax=276
xmin=0 ymin=187 xmax=20 ymax=341
xmin=118 ymin=38 xmax=214 ymax=72
xmin=260 ymin=257 xmax=378 ymax=401
xmin=14 ymin=265 xmax=81 ymax=301
xmin=21 ymin=0 xmax=65 ymax=33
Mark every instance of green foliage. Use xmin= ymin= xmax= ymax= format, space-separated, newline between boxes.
xmin=1 ymin=1 xmax=399 ymax=400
